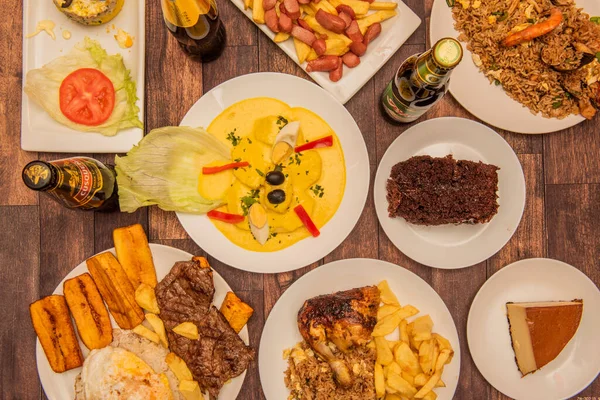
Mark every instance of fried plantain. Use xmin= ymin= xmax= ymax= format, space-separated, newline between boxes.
xmin=113 ymin=224 xmax=157 ymax=289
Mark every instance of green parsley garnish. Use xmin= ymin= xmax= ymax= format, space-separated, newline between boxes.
xmin=552 ymin=100 xmax=563 ymax=109
xmin=274 ymin=164 xmax=284 ymax=172
xmin=591 ymin=16 xmax=600 ymax=24
xmin=310 ymin=185 xmax=325 ymax=198
xmin=240 ymin=189 xmax=260 ymax=216
xmin=596 ymin=52 xmax=600 ymax=63
xmin=247 ymin=137 xmax=253 ymax=144
xmin=494 ymin=79 xmax=501 ymax=86
xmin=276 ymin=116 xmax=289 ymax=127
xmin=256 ymin=169 xmax=265 ymax=177
xmin=227 ymin=129 xmax=241 ymax=146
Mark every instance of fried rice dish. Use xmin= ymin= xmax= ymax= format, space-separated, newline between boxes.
xmin=452 ymin=0 xmax=600 ymax=119
xmin=284 ymin=341 xmax=377 ymax=400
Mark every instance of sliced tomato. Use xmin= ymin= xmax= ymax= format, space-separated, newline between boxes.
xmin=59 ymin=68 xmax=115 ymax=126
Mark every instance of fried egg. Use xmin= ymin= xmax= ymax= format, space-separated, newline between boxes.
xmin=81 ymin=347 xmax=174 ymax=400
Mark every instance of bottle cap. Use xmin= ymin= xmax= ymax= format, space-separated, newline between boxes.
xmin=433 ymin=38 xmax=463 ymax=69
xmin=22 ymin=161 xmax=53 ymax=191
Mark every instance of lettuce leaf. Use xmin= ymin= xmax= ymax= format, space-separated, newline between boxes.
xmin=115 ymin=126 xmax=231 ymax=213
xmin=24 ymin=37 xmax=142 ymax=136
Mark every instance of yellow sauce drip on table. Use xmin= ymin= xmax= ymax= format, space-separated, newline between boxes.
xmin=26 ymin=20 xmax=56 ymax=40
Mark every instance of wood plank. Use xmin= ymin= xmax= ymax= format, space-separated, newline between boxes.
xmin=203 ymin=45 xmax=259 ymax=91
xmin=0 ymin=206 xmax=41 ymax=400
xmin=544 ymin=123 xmax=600 ymax=185
xmin=220 ymin=0 xmax=258 ymax=47
xmin=263 ymin=262 xmax=321 ymax=319
xmin=404 ymin=0 xmax=427 ymax=45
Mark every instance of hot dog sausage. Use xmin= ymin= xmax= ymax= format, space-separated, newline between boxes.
xmin=349 ymin=41 xmax=367 ymax=56
xmin=338 ymin=11 xmax=352 ymax=29
xmin=297 ymin=18 xmax=314 ymax=32
xmin=265 ymin=9 xmax=280 ymax=33
xmin=342 ymin=51 xmax=360 ymax=68
xmin=298 ymin=0 xmax=311 ymax=4
xmin=335 ymin=4 xmax=356 ymax=19
xmin=279 ymin=13 xmax=293 ymax=33
xmin=283 ymin=0 xmax=301 ymax=20
xmin=329 ymin=58 xmax=343 ymax=82
xmin=363 ymin=23 xmax=382 ymax=45
xmin=262 ymin=0 xmax=277 ymax=11
xmin=306 ymin=55 xmax=340 ymax=72
xmin=345 ymin=20 xmax=363 ymax=43
xmin=291 ymin=25 xmax=317 ymax=46
xmin=315 ymin=9 xmax=346 ymax=34
xmin=312 ymin=39 xmax=327 ymax=56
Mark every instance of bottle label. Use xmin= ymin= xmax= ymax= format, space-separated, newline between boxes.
xmin=161 ymin=0 xmax=215 ymax=27
xmin=381 ymin=80 xmax=424 ymax=123
xmin=48 ymin=158 xmax=104 ymax=209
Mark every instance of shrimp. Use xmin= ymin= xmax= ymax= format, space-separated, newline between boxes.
xmin=501 ymin=7 xmax=563 ymax=47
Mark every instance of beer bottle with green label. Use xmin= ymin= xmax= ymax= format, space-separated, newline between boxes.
xmin=22 ymin=157 xmax=119 ymax=212
xmin=381 ymin=38 xmax=463 ymax=124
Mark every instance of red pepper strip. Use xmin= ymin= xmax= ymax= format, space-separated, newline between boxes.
xmin=207 ymin=210 xmax=245 ymax=224
xmin=294 ymin=205 xmax=320 ymax=237
xmin=202 ymin=161 xmax=250 ymax=174
xmin=294 ymin=135 xmax=334 ymax=153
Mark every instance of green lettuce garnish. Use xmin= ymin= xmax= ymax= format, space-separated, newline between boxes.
xmin=24 ymin=37 xmax=142 ymax=136
xmin=115 ymin=126 xmax=231 ymax=213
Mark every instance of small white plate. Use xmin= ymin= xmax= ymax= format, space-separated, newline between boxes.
xmin=36 ymin=244 xmax=248 ymax=400
xmin=429 ymin=0 xmax=600 ymax=134
xmin=467 ymin=258 xmax=600 ymax=400
xmin=374 ymin=117 xmax=525 ymax=269
xmin=258 ymin=258 xmax=461 ymax=400
xmin=21 ymin=0 xmax=144 ymax=152
xmin=229 ymin=0 xmax=421 ymax=104
xmin=176 ymin=72 xmax=370 ymax=273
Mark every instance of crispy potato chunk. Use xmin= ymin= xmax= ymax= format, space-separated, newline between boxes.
xmin=87 ymin=252 xmax=144 ymax=329
xmin=63 ymin=273 xmax=112 ymax=350
xmin=133 ymin=324 xmax=160 ymax=344
xmin=146 ymin=313 xmax=168 ymax=348
xmin=113 ymin=224 xmax=157 ymax=289
xmin=135 ymin=283 xmax=160 ymax=314
xmin=30 ymin=295 xmax=83 ymax=373
xmin=166 ymin=352 xmax=194 ymax=382
xmin=179 ymin=380 xmax=205 ymax=400
xmin=173 ymin=322 xmax=200 ymax=340
xmin=220 ymin=291 xmax=254 ymax=333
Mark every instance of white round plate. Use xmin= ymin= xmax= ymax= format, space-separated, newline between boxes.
xmin=374 ymin=117 xmax=526 ymax=269
xmin=176 ymin=72 xmax=370 ymax=273
xmin=467 ymin=258 xmax=600 ymax=400
xmin=430 ymin=0 xmax=600 ymax=134
xmin=36 ymin=244 xmax=249 ymax=400
xmin=258 ymin=258 xmax=461 ymax=400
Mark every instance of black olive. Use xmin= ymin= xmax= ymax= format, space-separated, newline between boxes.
xmin=266 ymin=170 xmax=285 ymax=186
xmin=267 ymin=189 xmax=286 ymax=204
xmin=62 ymin=0 xmax=73 ymax=7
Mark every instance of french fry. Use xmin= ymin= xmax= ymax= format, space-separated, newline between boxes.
xmin=375 ymin=363 xmax=386 ymax=398
xmin=435 ymin=349 xmax=452 ymax=372
xmin=146 ymin=313 xmax=169 ymax=348
xmin=339 ymin=0 xmax=370 ymax=15
xmin=294 ymin=38 xmax=312 ymax=63
xmin=113 ymin=224 xmax=157 ymax=289
xmin=166 ymin=352 xmax=194 ymax=382
xmin=399 ymin=319 xmax=409 ymax=344
xmin=387 ymin=340 xmax=400 ymax=350
xmin=324 ymin=38 xmax=350 ymax=56
xmin=133 ymin=324 xmax=160 ymax=344
xmin=310 ymin=0 xmax=338 ymax=15
xmin=419 ymin=339 xmax=438 ymax=375
xmin=357 ymin=10 xmax=397 ymax=34
xmin=433 ymin=333 xmax=454 ymax=365
xmin=394 ymin=341 xmax=421 ymax=376
xmin=253 ymin=0 xmax=266 ymax=24
xmin=401 ymin=371 xmax=415 ymax=386
xmin=384 ymin=361 xmax=402 ymax=377
xmin=397 ymin=304 xmax=420 ymax=320
xmin=414 ymin=371 xmax=442 ymax=399
xmin=386 ymin=370 xmax=418 ymax=398
xmin=373 ymin=310 xmax=403 ymax=336
xmin=407 ymin=322 xmax=422 ymax=351
xmin=135 ymin=283 xmax=160 ymax=314
xmin=435 ymin=378 xmax=446 ymax=388
xmin=385 ymin=395 xmax=404 ymax=400
xmin=412 ymin=315 xmax=434 ymax=341
xmin=244 ymin=0 xmax=253 ymax=9
xmin=173 ymin=322 xmax=200 ymax=340
xmin=306 ymin=48 xmax=319 ymax=61
xmin=378 ymin=304 xmax=400 ymax=320
xmin=63 ymin=273 xmax=112 ymax=350
xmin=423 ymin=391 xmax=438 ymax=400
xmin=179 ymin=380 xmax=204 ymax=400
xmin=375 ymin=336 xmax=394 ymax=366
xmin=369 ymin=1 xmax=398 ymax=10
xmin=301 ymin=4 xmax=315 ymax=16
xmin=87 ymin=252 xmax=144 ymax=329
xmin=377 ymin=280 xmax=400 ymax=305
xmin=274 ymin=32 xmax=291 ymax=42
xmin=220 ymin=291 xmax=254 ymax=333
xmin=414 ymin=373 xmax=428 ymax=387
xmin=30 ymin=295 xmax=84 ymax=373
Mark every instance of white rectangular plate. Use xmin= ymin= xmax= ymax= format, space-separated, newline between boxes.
xmin=21 ymin=1 xmax=145 ymax=153
xmin=230 ymin=0 xmax=421 ymax=104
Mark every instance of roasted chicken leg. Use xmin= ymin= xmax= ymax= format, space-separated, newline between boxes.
xmin=297 ymin=286 xmax=380 ymax=388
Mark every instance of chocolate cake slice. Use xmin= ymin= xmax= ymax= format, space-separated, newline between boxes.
xmin=386 ymin=155 xmax=499 ymax=225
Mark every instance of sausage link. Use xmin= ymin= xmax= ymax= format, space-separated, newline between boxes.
xmin=338 ymin=11 xmax=352 ymax=29
xmin=363 ymin=23 xmax=382 ymax=45
xmin=335 ymin=4 xmax=356 ymax=19
xmin=345 ymin=20 xmax=363 ymax=43
xmin=291 ymin=25 xmax=317 ymax=46
xmin=262 ymin=0 xmax=277 ymax=11
xmin=306 ymin=55 xmax=340 ymax=72
xmin=265 ymin=8 xmax=280 ymax=33
xmin=279 ymin=13 xmax=293 ymax=33
xmin=315 ymin=9 xmax=346 ymax=34
xmin=312 ymin=39 xmax=327 ymax=56
xmin=298 ymin=0 xmax=311 ymax=4
xmin=349 ymin=41 xmax=367 ymax=56
xmin=283 ymin=0 xmax=301 ymax=20
xmin=342 ymin=51 xmax=360 ymax=67
xmin=329 ymin=58 xmax=344 ymax=82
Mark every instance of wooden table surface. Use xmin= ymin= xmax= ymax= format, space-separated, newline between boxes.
xmin=1 ymin=1 xmax=599 ymax=399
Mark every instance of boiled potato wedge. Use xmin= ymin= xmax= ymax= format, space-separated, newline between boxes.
xmin=63 ymin=273 xmax=112 ymax=350
xmin=135 ymin=283 xmax=160 ymax=314
xmin=357 ymin=10 xmax=397 ymax=34
xmin=87 ymin=252 xmax=144 ymax=329
xmin=133 ymin=324 xmax=160 ymax=344
xmin=166 ymin=352 xmax=194 ymax=382
xmin=30 ymin=295 xmax=84 ymax=373
xmin=220 ymin=291 xmax=254 ymax=333
xmin=179 ymin=380 xmax=204 ymax=400
xmin=113 ymin=224 xmax=157 ymax=289
xmin=173 ymin=322 xmax=199 ymax=340
xmin=146 ymin=313 xmax=169 ymax=348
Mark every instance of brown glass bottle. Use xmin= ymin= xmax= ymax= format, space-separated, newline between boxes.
xmin=161 ymin=0 xmax=226 ymax=62
xmin=22 ymin=157 xmax=118 ymax=212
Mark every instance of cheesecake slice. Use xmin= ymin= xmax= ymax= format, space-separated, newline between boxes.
xmin=506 ymin=300 xmax=583 ymax=376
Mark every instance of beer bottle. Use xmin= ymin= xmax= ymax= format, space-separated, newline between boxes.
xmin=161 ymin=0 xmax=226 ymax=62
xmin=22 ymin=157 xmax=118 ymax=212
xmin=381 ymin=38 xmax=463 ymax=124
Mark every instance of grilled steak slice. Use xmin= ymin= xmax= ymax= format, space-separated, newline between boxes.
xmin=386 ymin=155 xmax=499 ymax=225
xmin=156 ymin=257 xmax=254 ymax=399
